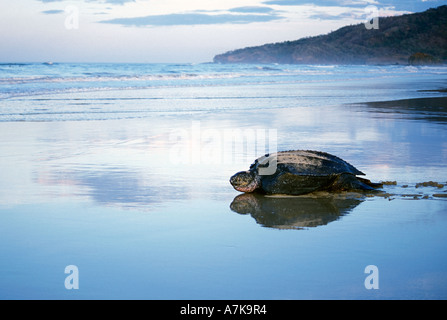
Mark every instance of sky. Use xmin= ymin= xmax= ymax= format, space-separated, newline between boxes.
xmin=0 ymin=0 xmax=445 ymax=63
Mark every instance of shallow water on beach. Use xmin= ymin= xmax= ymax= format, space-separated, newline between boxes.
xmin=0 ymin=63 xmax=447 ymax=299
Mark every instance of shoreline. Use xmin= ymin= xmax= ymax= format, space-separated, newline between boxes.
xmin=1 ymin=68 xmax=447 ymax=299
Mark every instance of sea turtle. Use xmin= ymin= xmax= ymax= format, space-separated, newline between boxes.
xmin=230 ymin=150 xmax=382 ymax=195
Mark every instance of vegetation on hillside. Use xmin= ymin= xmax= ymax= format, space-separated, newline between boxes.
xmin=214 ymin=6 xmax=447 ymax=65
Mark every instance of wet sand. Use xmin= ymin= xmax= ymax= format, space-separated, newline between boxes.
xmin=1 ymin=91 xmax=447 ymax=299
xmin=362 ymin=96 xmax=447 ymax=123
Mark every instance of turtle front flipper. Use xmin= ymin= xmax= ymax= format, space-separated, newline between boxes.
xmin=329 ymin=173 xmax=381 ymax=192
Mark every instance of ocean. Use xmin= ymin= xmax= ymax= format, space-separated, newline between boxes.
xmin=0 ymin=62 xmax=447 ymax=299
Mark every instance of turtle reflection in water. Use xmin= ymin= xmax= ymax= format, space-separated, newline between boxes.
xmin=230 ymin=193 xmax=363 ymax=230
xmin=230 ymin=150 xmax=382 ymax=195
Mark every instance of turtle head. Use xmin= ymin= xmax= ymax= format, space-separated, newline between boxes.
xmin=230 ymin=171 xmax=261 ymax=193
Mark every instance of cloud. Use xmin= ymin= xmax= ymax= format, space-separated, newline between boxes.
xmin=263 ymin=0 xmax=441 ymax=12
xmin=263 ymin=0 xmax=302 ymax=4
xmin=101 ymin=12 xmax=284 ymax=27
xmin=308 ymin=11 xmax=362 ymax=20
xmin=102 ymin=0 xmax=136 ymax=4
xmin=263 ymin=0 xmax=379 ymax=6
xmin=41 ymin=9 xmax=64 ymax=14
xmin=228 ymin=6 xmax=277 ymax=14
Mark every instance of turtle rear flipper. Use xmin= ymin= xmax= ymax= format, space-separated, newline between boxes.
xmin=330 ymin=173 xmax=380 ymax=192
xmin=357 ymin=177 xmax=383 ymax=189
